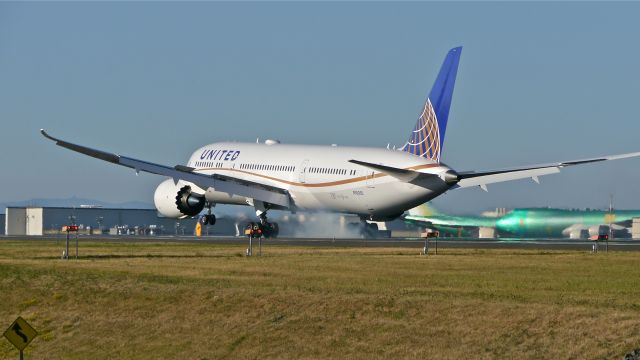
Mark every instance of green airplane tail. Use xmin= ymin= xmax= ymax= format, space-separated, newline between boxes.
xmin=407 ymin=203 xmax=441 ymax=217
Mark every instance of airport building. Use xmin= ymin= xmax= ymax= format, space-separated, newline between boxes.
xmin=633 ymin=218 xmax=640 ymax=239
xmin=4 ymin=206 xmax=207 ymax=236
xmin=2 ymin=206 xmax=413 ymax=238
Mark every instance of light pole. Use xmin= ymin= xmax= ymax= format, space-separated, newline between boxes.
xmin=96 ymin=216 xmax=103 ymax=235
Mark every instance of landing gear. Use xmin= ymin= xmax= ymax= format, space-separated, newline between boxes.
xmin=244 ymin=212 xmax=278 ymax=239
xmin=359 ymin=219 xmax=379 ymax=239
xmin=363 ymin=223 xmax=378 ymax=238
xmin=198 ymin=203 xmax=216 ymax=234
xmin=200 ymin=214 xmax=216 ymax=226
xmin=257 ymin=212 xmax=279 ymax=238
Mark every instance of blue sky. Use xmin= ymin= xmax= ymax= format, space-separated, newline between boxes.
xmin=2 ymin=2 xmax=640 ymax=214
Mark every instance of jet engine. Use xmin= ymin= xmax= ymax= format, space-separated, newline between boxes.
xmin=154 ymin=179 xmax=205 ymax=218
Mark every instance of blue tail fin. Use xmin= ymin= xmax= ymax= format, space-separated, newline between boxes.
xmin=402 ymin=46 xmax=462 ymax=162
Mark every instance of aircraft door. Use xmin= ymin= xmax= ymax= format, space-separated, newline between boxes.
xmin=298 ymin=159 xmax=310 ymax=183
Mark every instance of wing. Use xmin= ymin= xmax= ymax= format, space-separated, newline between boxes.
xmin=453 ymin=152 xmax=640 ymax=189
xmin=348 ymin=159 xmax=454 ymax=191
xmin=41 ymin=130 xmax=291 ymax=208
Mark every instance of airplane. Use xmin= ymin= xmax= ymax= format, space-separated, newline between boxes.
xmin=404 ymin=204 xmax=640 ymax=238
xmin=41 ymin=46 xmax=640 ymax=238
xmin=403 ymin=204 xmax=496 ymax=237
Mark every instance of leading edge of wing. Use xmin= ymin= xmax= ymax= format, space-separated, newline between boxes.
xmin=454 ymin=151 xmax=640 ymax=188
xmin=348 ymin=159 xmax=461 ymax=190
xmin=40 ymin=129 xmax=291 ymax=208
xmin=348 ymin=159 xmax=447 ymax=186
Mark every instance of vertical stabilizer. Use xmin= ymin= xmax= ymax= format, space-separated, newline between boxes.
xmin=402 ymin=47 xmax=462 ymax=162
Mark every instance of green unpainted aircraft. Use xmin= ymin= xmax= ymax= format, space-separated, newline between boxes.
xmin=404 ymin=204 xmax=640 ymax=238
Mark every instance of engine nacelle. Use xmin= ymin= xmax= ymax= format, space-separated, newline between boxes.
xmin=154 ymin=179 xmax=206 ymax=218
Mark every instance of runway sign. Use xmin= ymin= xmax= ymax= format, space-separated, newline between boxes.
xmin=3 ymin=316 xmax=38 ymax=351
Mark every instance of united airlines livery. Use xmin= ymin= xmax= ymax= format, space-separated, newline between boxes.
xmin=42 ymin=47 xmax=640 ymax=237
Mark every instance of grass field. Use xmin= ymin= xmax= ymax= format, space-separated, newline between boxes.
xmin=1 ymin=239 xmax=639 ymax=359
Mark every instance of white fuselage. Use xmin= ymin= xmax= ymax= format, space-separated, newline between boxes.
xmin=182 ymin=142 xmax=453 ymax=219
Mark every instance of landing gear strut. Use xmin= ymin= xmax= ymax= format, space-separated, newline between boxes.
xmin=244 ymin=210 xmax=278 ymax=240
xmin=199 ymin=203 xmax=216 ymax=226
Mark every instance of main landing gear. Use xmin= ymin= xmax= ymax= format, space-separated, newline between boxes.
xmin=353 ymin=217 xmax=382 ymax=239
xmin=361 ymin=221 xmax=379 ymax=238
xmin=364 ymin=222 xmax=379 ymax=238
xmin=244 ymin=212 xmax=279 ymax=239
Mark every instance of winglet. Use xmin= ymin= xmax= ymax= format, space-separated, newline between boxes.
xmin=40 ymin=129 xmax=120 ymax=164
xmin=41 ymin=129 xmax=57 ymax=142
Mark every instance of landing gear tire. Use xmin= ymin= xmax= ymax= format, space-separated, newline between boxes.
xmin=256 ymin=209 xmax=278 ymax=238
xmin=361 ymin=222 xmax=378 ymax=239
xmin=265 ymin=222 xmax=279 ymax=239
xmin=200 ymin=214 xmax=216 ymax=226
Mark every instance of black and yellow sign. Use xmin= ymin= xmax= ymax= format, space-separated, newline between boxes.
xmin=3 ymin=316 xmax=37 ymax=351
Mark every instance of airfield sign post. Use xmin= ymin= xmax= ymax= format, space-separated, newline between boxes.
xmin=3 ymin=316 xmax=38 ymax=359
xmin=63 ymin=225 xmax=79 ymax=260
xmin=423 ymin=237 xmax=429 ymax=256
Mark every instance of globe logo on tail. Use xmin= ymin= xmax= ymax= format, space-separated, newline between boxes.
xmin=402 ymin=98 xmax=441 ymax=162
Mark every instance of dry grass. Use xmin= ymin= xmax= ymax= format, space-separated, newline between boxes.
xmin=1 ymin=240 xmax=639 ymax=359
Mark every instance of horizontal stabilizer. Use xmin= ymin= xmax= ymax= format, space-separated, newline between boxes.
xmin=454 ymin=151 xmax=640 ymax=189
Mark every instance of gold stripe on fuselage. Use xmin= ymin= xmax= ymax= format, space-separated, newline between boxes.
xmin=193 ymin=163 xmax=441 ymax=188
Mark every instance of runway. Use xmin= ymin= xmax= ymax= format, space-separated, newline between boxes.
xmin=4 ymin=235 xmax=640 ymax=251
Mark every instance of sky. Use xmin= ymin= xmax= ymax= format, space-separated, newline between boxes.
xmin=1 ymin=2 xmax=640 ymax=214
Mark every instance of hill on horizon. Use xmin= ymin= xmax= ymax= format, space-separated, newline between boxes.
xmin=0 ymin=196 xmax=154 ymax=212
